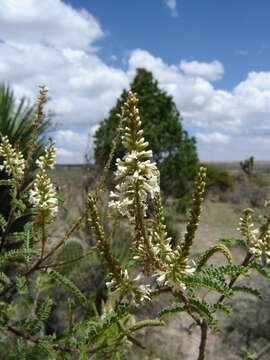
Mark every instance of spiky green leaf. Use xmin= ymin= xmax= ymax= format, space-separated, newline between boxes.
xmin=47 ymin=268 xmax=87 ymax=304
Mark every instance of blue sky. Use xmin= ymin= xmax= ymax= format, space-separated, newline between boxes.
xmin=78 ymin=0 xmax=269 ymax=89
xmin=0 ymin=0 xmax=270 ymax=162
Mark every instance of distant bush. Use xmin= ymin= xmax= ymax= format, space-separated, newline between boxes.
xmin=202 ymin=163 xmax=234 ymax=191
xmin=240 ymin=156 xmax=254 ymax=177
xmin=249 ymin=176 xmax=269 ymax=188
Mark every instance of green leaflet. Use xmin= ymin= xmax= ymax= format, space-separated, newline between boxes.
xmin=213 ymin=303 xmax=232 ymax=315
xmin=196 ymin=243 xmax=232 ymax=271
xmin=86 ymin=310 xmax=124 ymax=344
xmin=27 ymin=297 xmax=53 ymax=335
xmin=249 ymin=260 xmax=270 ymax=280
xmin=37 ymin=336 xmax=56 ymax=358
xmin=56 ymin=240 xmax=84 ymax=275
xmin=232 ymin=285 xmax=262 ymax=300
xmin=219 ymin=237 xmax=248 ymax=250
xmin=16 ymin=275 xmax=27 ymax=295
xmin=47 ymin=268 xmax=87 ymax=304
xmin=11 ymin=198 xmax=26 ymax=213
xmin=23 ymin=222 xmax=34 ymax=263
xmin=188 ymin=298 xmax=218 ymax=330
xmin=0 ymin=179 xmax=16 ymax=187
xmin=128 ymin=319 xmax=164 ymax=333
xmin=200 ymin=264 xmax=249 ymax=278
xmin=182 ymin=271 xmax=233 ymax=297
xmin=0 ymin=271 xmax=11 ymax=285
xmin=0 ymin=214 xmax=7 ymax=232
xmin=159 ymin=302 xmax=186 ymax=318
xmin=0 ymin=248 xmax=38 ymax=267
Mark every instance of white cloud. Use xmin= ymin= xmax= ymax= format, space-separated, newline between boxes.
xmin=55 ymin=130 xmax=88 ymax=149
xmin=179 ymin=60 xmax=224 ymax=81
xmin=55 ymin=147 xmax=84 ymax=164
xmin=0 ymin=0 xmax=104 ymax=50
xmin=196 ymin=132 xmax=230 ymax=144
xmin=54 ymin=129 xmax=88 ymax=163
xmin=127 ymin=49 xmax=270 ymax=137
xmin=164 ymin=0 xmax=178 ymax=17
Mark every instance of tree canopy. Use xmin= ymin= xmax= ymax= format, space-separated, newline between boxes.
xmin=94 ymin=68 xmax=198 ymax=204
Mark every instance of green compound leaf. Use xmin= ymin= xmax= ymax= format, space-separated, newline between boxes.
xmin=0 ymin=248 xmax=39 ymax=268
xmin=27 ymin=297 xmax=53 ymax=335
xmin=232 ymin=285 xmax=262 ymax=300
xmin=219 ymin=237 xmax=248 ymax=250
xmin=249 ymin=260 xmax=270 ymax=281
xmin=47 ymin=268 xmax=87 ymax=304
xmin=159 ymin=302 xmax=186 ymax=318
xmin=196 ymin=243 xmax=232 ymax=271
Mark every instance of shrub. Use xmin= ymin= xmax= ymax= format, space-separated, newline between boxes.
xmin=203 ymin=163 xmax=234 ymax=191
xmin=0 ymin=89 xmax=269 ymax=360
xmin=240 ymin=156 xmax=254 ymax=177
xmin=249 ymin=176 xmax=269 ymax=188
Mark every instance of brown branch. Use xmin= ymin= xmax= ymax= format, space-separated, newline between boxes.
xmin=197 ymin=320 xmax=208 ymax=360
xmin=7 ymin=324 xmax=38 ymax=344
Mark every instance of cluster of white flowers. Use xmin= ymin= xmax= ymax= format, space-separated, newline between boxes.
xmin=36 ymin=140 xmax=56 ymax=170
xmin=109 ymin=92 xmax=159 ymax=218
xmin=106 ymin=269 xmax=151 ymax=306
xmin=248 ymin=228 xmax=270 ymax=262
xmin=29 ymin=141 xmax=58 ymax=221
xmin=155 ymin=271 xmax=188 ymax=292
xmin=0 ymin=135 xmax=25 ymax=181
xmin=238 ymin=208 xmax=270 ymax=261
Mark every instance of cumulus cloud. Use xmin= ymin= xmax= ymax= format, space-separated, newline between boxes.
xmin=0 ymin=0 xmax=104 ymax=50
xmin=164 ymin=0 xmax=178 ymax=17
xmin=1 ymin=1 xmax=270 ymax=163
xmin=127 ymin=49 xmax=270 ymax=136
xmin=196 ymin=132 xmax=230 ymax=144
xmin=179 ymin=60 xmax=224 ymax=81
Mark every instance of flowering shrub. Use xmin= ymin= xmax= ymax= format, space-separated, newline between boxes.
xmin=0 ymin=88 xmax=269 ymax=359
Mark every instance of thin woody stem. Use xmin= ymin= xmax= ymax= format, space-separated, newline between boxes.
xmin=197 ymin=252 xmax=253 ymax=360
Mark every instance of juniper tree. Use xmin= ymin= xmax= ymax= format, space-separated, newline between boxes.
xmin=94 ymin=68 xmax=198 ymax=208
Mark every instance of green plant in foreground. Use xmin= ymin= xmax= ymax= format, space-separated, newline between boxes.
xmin=0 ymin=89 xmax=269 ymax=359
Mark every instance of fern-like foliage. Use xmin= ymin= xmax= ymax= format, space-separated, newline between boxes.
xmin=0 ymin=248 xmax=38 ymax=267
xmin=159 ymin=302 xmax=186 ymax=318
xmin=219 ymin=237 xmax=249 ymax=250
xmin=232 ymin=285 xmax=262 ymax=300
xmin=196 ymin=243 xmax=232 ymax=271
xmin=47 ymin=269 xmax=87 ymax=304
